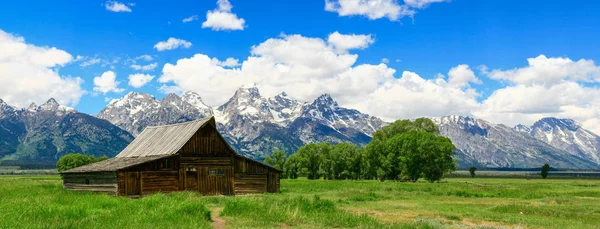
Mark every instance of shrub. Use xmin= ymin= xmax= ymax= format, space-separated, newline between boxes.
xmin=541 ymin=164 xmax=550 ymax=179
xmin=469 ymin=167 xmax=477 ymax=178
xmin=56 ymin=153 xmax=109 ymax=172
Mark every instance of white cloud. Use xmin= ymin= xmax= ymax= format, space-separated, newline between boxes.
xmin=404 ymin=0 xmax=446 ymax=8
xmin=0 ymin=29 xmax=85 ymax=107
xmin=325 ymin=0 xmax=413 ymax=21
xmin=128 ymin=73 xmax=155 ymax=88
xmin=327 ymin=31 xmax=374 ymax=53
xmin=446 ymin=64 xmax=481 ymax=88
xmin=476 ymin=55 xmax=600 ymax=134
xmin=105 ymin=1 xmax=132 ymax=12
xmin=157 ymin=33 xmax=475 ymax=117
xmin=381 ymin=58 xmax=389 ymax=64
xmin=360 ymin=71 xmax=479 ymax=120
xmin=325 ymin=0 xmax=446 ymax=21
xmin=135 ymin=54 xmax=153 ymax=61
xmin=202 ymin=0 xmax=246 ymax=31
xmin=153 ymin=38 xmax=192 ymax=51
xmin=130 ymin=62 xmax=158 ymax=71
xmin=211 ymin=57 xmax=240 ymax=67
xmin=80 ymin=57 xmax=102 ymax=67
xmin=182 ymin=15 xmax=199 ymax=23
xmin=484 ymin=55 xmax=600 ymax=86
xmin=93 ymin=71 xmax=124 ymax=94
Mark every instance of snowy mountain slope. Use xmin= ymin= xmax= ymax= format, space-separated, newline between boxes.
xmin=434 ymin=116 xmax=599 ymax=169
xmin=98 ymin=91 xmax=213 ymax=136
xmin=525 ymin=118 xmax=600 ymax=165
xmin=0 ymin=98 xmax=133 ymax=163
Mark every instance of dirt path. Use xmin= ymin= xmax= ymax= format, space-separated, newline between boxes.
xmin=211 ymin=207 xmax=226 ymax=229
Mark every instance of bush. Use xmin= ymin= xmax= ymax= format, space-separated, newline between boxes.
xmin=541 ymin=164 xmax=550 ymax=179
xmin=469 ymin=167 xmax=477 ymax=178
xmin=56 ymin=154 xmax=109 ymax=172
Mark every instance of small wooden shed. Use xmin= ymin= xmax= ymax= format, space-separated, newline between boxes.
xmin=61 ymin=117 xmax=281 ymax=196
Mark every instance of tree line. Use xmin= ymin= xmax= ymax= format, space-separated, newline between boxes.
xmin=264 ymin=118 xmax=457 ymax=182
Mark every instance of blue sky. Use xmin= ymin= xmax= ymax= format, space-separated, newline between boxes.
xmin=1 ymin=0 xmax=600 ymax=132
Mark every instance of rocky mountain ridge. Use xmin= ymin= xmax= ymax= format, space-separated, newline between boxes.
xmin=0 ymin=98 xmax=133 ymax=163
xmin=98 ymin=85 xmax=387 ymax=158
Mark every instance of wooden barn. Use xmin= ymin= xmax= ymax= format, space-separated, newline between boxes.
xmin=61 ymin=117 xmax=281 ymax=197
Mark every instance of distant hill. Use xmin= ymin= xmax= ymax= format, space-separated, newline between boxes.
xmin=0 ymin=98 xmax=133 ymax=165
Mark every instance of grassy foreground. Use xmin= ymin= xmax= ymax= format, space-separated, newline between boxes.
xmin=0 ymin=176 xmax=598 ymax=228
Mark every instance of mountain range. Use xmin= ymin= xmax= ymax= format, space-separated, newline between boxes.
xmin=97 ymin=85 xmax=387 ymax=158
xmin=1 ymin=85 xmax=599 ymax=169
xmin=0 ymin=98 xmax=132 ymax=164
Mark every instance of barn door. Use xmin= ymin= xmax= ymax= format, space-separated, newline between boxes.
xmin=126 ymin=172 xmax=141 ymax=196
xmin=198 ymin=167 xmax=233 ymax=195
xmin=185 ymin=168 xmax=198 ymax=191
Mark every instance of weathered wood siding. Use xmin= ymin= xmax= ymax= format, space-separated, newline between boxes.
xmin=234 ymin=173 xmax=267 ymax=194
xmin=180 ymin=125 xmax=235 ymax=156
xmin=233 ymin=156 xmax=280 ymax=194
xmin=141 ymin=171 xmax=179 ymax=194
xmin=62 ymin=172 xmax=118 ymax=195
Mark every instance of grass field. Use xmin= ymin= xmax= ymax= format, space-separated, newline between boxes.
xmin=0 ymin=176 xmax=598 ymax=229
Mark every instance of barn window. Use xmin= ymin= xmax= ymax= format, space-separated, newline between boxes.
xmin=209 ymin=169 xmax=216 ymax=175
xmin=217 ymin=169 xmax=225 ymax=175
xmin=162 ymin=159 xmax=172 ymax=169
xmin=186 ymin=168 xmax=196 ymax=172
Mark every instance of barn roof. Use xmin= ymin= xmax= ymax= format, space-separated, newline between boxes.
xmin=60 ymin=155 xmax=169 ymax=174
xmin=115 ymin=117 xmax=212 ymax=158
xmin=61 ymin=116 xmax=282 ymax=173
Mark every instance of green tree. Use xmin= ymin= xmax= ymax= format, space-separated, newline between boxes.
xmin=419 ymin=133 xmax=456 ymax=182
xmin=541 ymin=164 xmax=550 ymax=179
xmin=264 ymin=149 xmax=287 ymax=171
xmin=469 ymin=166 xmax=477 ymax=178
xmin=56 ymin=153 xmax=108 ymax=172
xmin=295 ymin=143 xmax=322 ymax=179
xmin=366 ymin=118 xmax=445 ymax=181
xmin=283 ymin=154 xmax=300 ymax=179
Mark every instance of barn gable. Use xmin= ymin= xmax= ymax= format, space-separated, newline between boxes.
xmin=61 ymin=116 xmax=281 ymax=196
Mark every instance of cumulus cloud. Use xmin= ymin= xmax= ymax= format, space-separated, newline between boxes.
xmin=202 ymin=0 xmax=246 ymax=31
xmin=325 ymin=0 xmax=446 ymax=21
xmin=477 ymin=55 xmax=600 ymax=134
xmin=446 ymin=64 xmax=481 ymax=88
xmin=157 ymin=33 xmax=475 ymax=118
xmin=211 ymin=57 xmax=240 ymax=67
xmin=93 ymin=71 xmax=124 ymax=94
xmin=128 ymin=73 xmax=154 ymax=88
xmin=182 ymin=15 xmax=199 ymax=23
xmin=0 ymin=29 xmax=85 ymax=107
xmin=105 ymin=1 xmax=132 ymax=12
xmin=153 ymin=38 xmax=192 ymax=51
xmin=327 ymin=31 xmax=374 ymax=53
xmin=130 ymin=62 xmax=158 ymax=71
xmin=484 ymin=55 xmax=600 ymax=86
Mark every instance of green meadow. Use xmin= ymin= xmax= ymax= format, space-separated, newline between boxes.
xmin=0 ymin=176 xmax=598 ymax=229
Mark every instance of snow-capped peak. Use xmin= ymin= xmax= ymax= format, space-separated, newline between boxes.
xmin=181 ymin=91 xmax=211 ymax=111
xmin=37 ymin=98 xmax=75 ymax=113
xmin=314 ymin=94 xmax=339 ymax=107
xmin=513 ymin=124 xmax=531 ymax=133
